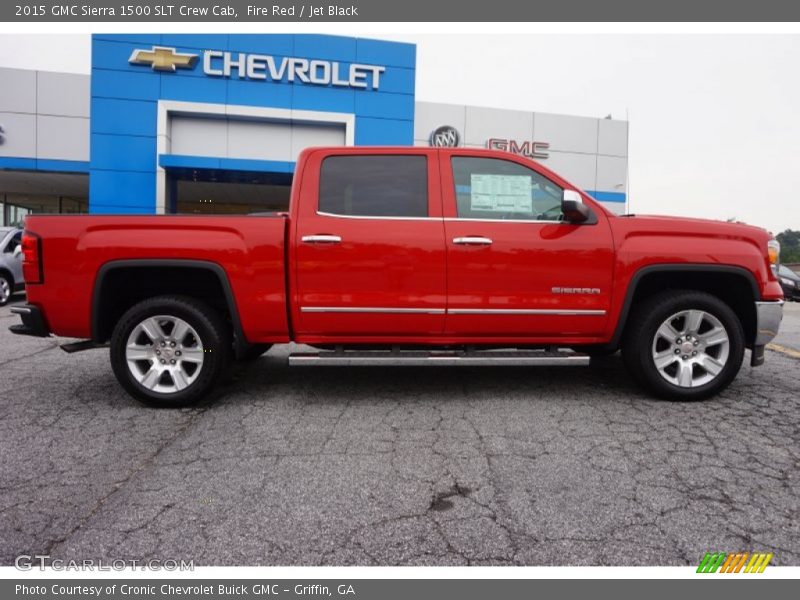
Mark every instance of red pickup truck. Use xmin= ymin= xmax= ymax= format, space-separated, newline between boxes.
xmin=10 ymin=147 xmax=784 ymax=406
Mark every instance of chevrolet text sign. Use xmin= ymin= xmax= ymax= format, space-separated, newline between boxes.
xmin=130 ymin=46 xmax=386 ymax=90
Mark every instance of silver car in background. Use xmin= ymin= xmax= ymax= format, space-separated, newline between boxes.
xmin=0 ymin=227 xmax=24 ymax=306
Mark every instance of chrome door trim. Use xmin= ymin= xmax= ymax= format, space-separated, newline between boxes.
xmin=453 ymin=236 xmax=493 ymax=245
xmin=316 ymin=211 xmax=438 ymax=222
xmin=300 ymin=307 xmax=605 ymax=316
xmin=301 ymin=235 xmax=342 ymax=244
xmin=447 ymin=308 xmax=606 ymax=316
xmin=301 ymin=306 xmax=446 ymax=315
xmin=444 ymin=217 xmax=563 ymax=224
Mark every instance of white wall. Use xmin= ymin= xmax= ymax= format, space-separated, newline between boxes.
xmin=0 ymin=67 xmax=89 ymax=162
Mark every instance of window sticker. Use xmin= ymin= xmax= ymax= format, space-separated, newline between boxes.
xmin=470 ymin=174 xmax=532 ymax=213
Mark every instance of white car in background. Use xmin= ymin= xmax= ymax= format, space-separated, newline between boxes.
xmin=0 ymin=227 xmax=24 ymax=306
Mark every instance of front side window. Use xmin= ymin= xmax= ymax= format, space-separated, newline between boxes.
xmin=319 ymin=155 xmax=428 ymax=218
xmin=451 ymin=157 xmax=564 ymax=221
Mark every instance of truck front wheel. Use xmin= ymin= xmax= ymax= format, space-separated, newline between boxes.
xmin=110 ymin=296 xmax=231 ymax=407
xmin=622 ymin=290 xmax=745 ymax=401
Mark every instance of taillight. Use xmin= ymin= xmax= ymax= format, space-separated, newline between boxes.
xmin=21 ymin=232 xmax=43 ymax=284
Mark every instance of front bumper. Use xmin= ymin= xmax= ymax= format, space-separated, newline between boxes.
xmin=8 ymin=304 xmax=50 ymax=337
xmin=751 ymin=300 xmax=784 ymax=366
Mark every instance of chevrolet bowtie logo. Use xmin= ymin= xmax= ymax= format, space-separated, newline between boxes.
xmin=128 ymin=46 xmax=199 ymax=72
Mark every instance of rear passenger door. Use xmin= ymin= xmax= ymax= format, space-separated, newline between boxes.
xmin=293 ymin=151 xmax=447 ymax=338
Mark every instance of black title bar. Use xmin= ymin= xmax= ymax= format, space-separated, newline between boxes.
xmin=4 ymin=0 xmax=800 ymax=21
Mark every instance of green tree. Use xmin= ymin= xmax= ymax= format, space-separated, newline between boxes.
xmin=777 ymin=229 xmax=800 ymax=263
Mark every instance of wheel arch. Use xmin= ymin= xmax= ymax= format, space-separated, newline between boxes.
xmin=91 ymin=259 xmax=247 ymax=354
xmin=610 ymin=264 xmax=760 ymax=350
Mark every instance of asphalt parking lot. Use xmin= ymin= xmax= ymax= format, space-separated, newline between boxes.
xmin=1 ymin=296 xmax=798 ymax=566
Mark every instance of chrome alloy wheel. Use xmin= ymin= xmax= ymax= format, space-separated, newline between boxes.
xmin=651 ymin=309 xmax=730 ymax=388
xmin=0 ymin=277 xmax=9 ymax=303
xmin=125 ymin=315 xmax=205 ymax=394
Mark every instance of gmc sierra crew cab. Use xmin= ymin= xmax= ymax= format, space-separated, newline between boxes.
xmin=10 ymin=147 xmax=784 ymax=406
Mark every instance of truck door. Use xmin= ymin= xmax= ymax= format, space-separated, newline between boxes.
xmin=440 ymin=152 xmax=615 ymax=339
xmin=292 ymin=150 xmax=447 ymax=339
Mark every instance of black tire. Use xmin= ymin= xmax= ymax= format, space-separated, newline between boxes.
xmin=622 ymin=290 xmax=745 ymax=401
xmin=240 ymin=343 xmax=273 ymax=361
xmin=110 ymin=296 xmax=231 ymax=408
xmin=0 ymin=272 xmax=12 ymax=306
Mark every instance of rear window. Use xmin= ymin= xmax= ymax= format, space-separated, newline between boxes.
xmin=319 ymin=155 xmax=428 ymax=218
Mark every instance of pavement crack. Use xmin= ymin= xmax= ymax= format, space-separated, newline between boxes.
xmin=43 ymin=406 xmax=209 ymax=556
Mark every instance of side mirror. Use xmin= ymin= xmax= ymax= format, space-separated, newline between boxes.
xmin=561 ymin=190 xmax=590 ymax=223
xmin=12 ymin=245 xmax=23 ymax=259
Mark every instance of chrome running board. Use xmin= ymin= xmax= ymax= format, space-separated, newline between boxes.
xmin=288 ymin=348 xmax=590 ymax=367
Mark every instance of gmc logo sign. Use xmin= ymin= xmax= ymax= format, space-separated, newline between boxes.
xmin=487 ymin=138 xmax=549 ymax=159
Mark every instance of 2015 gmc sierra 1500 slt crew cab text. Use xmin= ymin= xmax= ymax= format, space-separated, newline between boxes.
xmin=10 ymin=147 xmax=784 ymax=406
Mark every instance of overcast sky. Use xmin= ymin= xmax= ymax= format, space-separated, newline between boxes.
xmin=1 ymin=33 xmax=798 ymax=234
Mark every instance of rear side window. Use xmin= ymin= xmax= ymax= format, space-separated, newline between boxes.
xmin=319 ymin=155 xmax=428 ymax=218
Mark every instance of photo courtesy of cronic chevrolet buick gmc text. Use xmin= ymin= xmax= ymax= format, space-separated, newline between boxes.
xmin=9 ymin=147 xmax=784 ymax=407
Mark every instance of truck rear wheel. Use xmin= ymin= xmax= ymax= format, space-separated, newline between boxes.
xmin=622 ymin=290 xmax=744 ymax=401
xmin=110 ymin=296 xmax=231 ymax=407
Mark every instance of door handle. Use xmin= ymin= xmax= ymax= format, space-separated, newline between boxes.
xmin=453 ymin=236 xmax=493 ymax=246
xmin=301 ymin=235 xmax=342 ymax=244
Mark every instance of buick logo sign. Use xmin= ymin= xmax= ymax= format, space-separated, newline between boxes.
xmin=430 ymin=125 xmax=460 ymax=148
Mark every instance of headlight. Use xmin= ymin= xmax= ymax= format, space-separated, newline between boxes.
xmin=780 ymin=277 xmax=795 ymax=287
xmin=768 ymin=238 xmax=780 ymax=267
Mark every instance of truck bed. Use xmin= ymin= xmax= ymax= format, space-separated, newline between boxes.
xmin=23 ymin=214 xmax=290 ymax=342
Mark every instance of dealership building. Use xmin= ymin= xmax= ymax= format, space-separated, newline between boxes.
xmin=0 ymin=34 xmax=628 ymax=225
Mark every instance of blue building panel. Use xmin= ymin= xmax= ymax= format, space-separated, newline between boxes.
xmin=35 ymin=159 xmax=90 ymax=173
xmin=292 ymin=85 xmax=356 ymax=114
xmin=356 ymin=38 xmax=416 ymax=69
xmin=373 ymin=67 xmax=416 ymax=95
xmin=90 ymin=204 xmax=156 ymax=215
xmin=227 ymin=34 xmax=295 ymax=56
xmin=0 ymin=157 xmax=37 ymax=171
xmin=91 ymin=134 xmax=157 ymax=172
xmin=294 ymin=35 xmax=357 ymax=62
xmin=160 ymin=73 xmax=228 ymax=104
xmin=91 ymin=97 xmax=157 ymax=136
xmin=159 ymin=155 xmax=222 ymax=170
xmin=226 ymin=79 xmax=293 ymax=109
xmin=588 ymin=190 xmax=627 ymax=203
xmin=161 ymin=34 xmax=230 ymax=51
xmin=355 ymin=91 xmax=415 ymax=121
xmin=89 ymin=171 xmax=157 ymax=213
xmin=92 ymin=38 xmax=152 ymax=73
xmin=91 ymin=68 xmax=161 ymax=101
xmin=355 ymin=118 xmax=414 ymax=145
xmin=93 ymin=33 xmax=164 ymax=45
xmin=160 ymin=155 xmax=296 ymax=174
xmin=89 ymin=33 xmax=418 ymax=214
